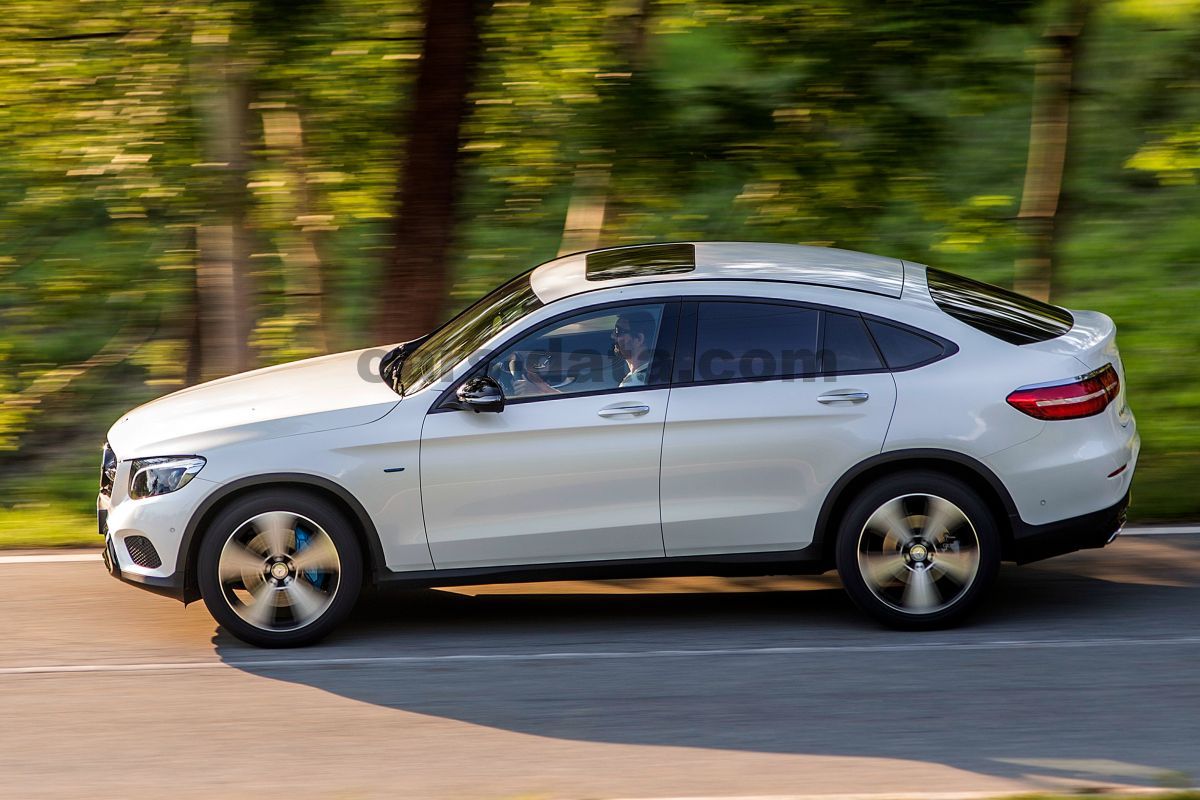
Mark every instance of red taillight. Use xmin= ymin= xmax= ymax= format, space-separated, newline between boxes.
xmin=1006 ymin=364 xmax=1120 ymax=420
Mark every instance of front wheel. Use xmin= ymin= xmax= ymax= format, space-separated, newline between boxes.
xmin=197 ymin=489 xmax=363 ymax=648
xmin=835 ymin=472 xmax=1000 ymax=629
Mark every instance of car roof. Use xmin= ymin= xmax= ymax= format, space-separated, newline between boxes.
xmin=529 ymin=242 xmax=906 ymax=303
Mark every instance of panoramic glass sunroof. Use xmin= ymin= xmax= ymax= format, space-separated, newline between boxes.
xmin=585 ymin=243 xmax=696 ymax=281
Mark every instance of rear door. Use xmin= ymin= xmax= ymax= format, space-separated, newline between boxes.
xmin=660 ymin=300 xmax=898 ymax=556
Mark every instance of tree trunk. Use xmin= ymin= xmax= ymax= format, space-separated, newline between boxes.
xmin=557 ymin=0 xmax=654 ymax=256
xmin=558 ymin=162 xmax=612 ymax=256
xmin=192 ymin=41 xmax=254 ymax=380
xmin=1015 ymin=0 xmax=1090 ymax=302
xmin=375 ymin=0 xmax=483 ymax=344
xmin=262 ymin=106 xmax=328 ymax=354
xmin=185 ymin=225 xmax=203 ymax=386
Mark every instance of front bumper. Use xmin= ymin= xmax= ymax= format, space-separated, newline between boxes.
xmin=102 ymin=535 xmax=189 ymax=600
xmin=98 ymin=472 xmax=214 ymax=604
xmin=1008 ymin=489 xmax=1130 ymax=564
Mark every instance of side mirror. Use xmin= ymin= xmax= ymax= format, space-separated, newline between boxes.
xmin=378 ymin=334 xmax=430 ymax=391
xmin=456 ymin=376 xmax=505 ymax=413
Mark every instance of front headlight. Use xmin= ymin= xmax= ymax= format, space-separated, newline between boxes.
xmin=128 ymin=456 xmax=206 ymax=499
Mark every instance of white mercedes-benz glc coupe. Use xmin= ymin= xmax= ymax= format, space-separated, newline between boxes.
xmin=98 ymin=242 xmax=1138 ymax=646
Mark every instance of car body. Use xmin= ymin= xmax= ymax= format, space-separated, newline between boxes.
xmin=98 ymin=242 xmax=1138 ymax=646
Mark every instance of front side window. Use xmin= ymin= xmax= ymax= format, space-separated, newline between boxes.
xmin=694 ymin=301 xmax=820 ymax=382
xmin=487 ymin=303 xmax=672 ymax=400
xmin=402 ymin=272 xmax=543 ymax=395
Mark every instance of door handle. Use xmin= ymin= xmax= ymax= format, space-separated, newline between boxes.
xmin=598 ymin=403 xmax=651 ymax=418
xmin=817 ymin=390 xmax=869 ymax=404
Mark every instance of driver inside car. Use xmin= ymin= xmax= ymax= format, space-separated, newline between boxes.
xmin=509 ymin=310 xmax=658 ymax=396
xmin=611 ymin=310 xmax=656 ymax=387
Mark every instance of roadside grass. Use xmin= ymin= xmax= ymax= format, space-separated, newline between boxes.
xmin=0 ymin=507 xmax=99 ymax=549
xmin=1010 ymin=792 xmax=1197 ymax=800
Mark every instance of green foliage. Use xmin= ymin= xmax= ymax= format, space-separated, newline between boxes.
xmin=3 ymin=0 xmax=1200 ymax=546
xmin=0 ymin=507 xmax=99 ymax=549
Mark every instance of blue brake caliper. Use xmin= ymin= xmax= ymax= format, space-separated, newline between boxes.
xmin=293 ymin=524 xmax=324 ymax=588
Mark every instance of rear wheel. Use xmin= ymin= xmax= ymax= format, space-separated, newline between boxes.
xmin=835 ymin=471 xmax=1000 ymax=629
xmin=197 ymin=489 xmax=363 ymax=647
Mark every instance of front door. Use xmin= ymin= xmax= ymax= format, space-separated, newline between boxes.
xmin=420 ymin=300 xmax=679 ymax=569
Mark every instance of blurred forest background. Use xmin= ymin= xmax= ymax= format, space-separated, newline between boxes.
xmin=1 ymin=0 xmax=1198 ymax=546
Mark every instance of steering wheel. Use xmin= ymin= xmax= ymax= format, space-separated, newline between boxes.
xmin=492 ymin=354 xmax=519 ymax=396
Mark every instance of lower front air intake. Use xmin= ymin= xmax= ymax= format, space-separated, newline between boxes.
xmin=123 ymin=535 xmax=162 ymax=569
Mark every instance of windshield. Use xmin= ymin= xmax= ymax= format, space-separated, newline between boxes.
xmin=400 ymin=271 xmax=543 ymax=395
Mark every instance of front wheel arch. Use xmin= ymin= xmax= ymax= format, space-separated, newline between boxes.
xmin=181 ymin=474 xmax=383 ymax=603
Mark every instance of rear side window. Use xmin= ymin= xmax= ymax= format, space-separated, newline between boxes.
xmin=822 ymin=313 xmax=884 ymax=373
xmin=695 ymin=301 xmax=819 ymax=382
xmin=926 ymin=267 xmax=1073 ymax=345
xmin=866 ymin=320 xmax=945 ymax=369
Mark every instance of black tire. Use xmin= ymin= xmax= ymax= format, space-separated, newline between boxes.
xmin=835 ymin=470 xmax=1000 ymax=630
xmin=197 ymin=488 xmax=363 ymax=648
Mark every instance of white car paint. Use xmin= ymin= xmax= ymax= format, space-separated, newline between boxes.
xmin=100 ymin=243 xmax=1138 ymax=605
xmin=107 ymin=348 xmax=399 ymax=458
xmin=530 ymin=242 xmax=905 ymax=302
xmin=660 ymin=370 xmax=898 ymax=556
xmin=421 ymin=388 xmax=670 ymax=568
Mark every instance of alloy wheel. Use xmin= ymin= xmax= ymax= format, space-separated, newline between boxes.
xmin=217 ymin=511 xmax=342 ymax=632
xmin=855 ymin=493 xmax=981 ymax=616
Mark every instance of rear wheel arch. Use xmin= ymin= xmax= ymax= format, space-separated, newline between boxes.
xmin=179 ymin=474 xmax=383 ymax=603
xmin=815 ymin=450 xmax=1019 ymax=565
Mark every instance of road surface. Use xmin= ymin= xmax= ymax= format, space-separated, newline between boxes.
xmin=1 ymin=532 xmax=1198 ymax=799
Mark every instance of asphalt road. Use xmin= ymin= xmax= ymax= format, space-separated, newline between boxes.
xmin=1 ymin=534 xmax=1199 ymax=800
